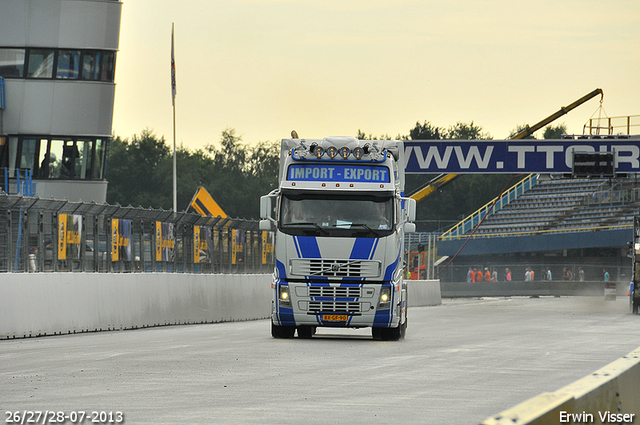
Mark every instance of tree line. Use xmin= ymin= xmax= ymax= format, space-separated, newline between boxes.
xmin=106 ymin=122 xmax=566 ymax=231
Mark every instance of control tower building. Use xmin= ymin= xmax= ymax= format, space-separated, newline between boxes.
xmin=0 ymin=0 xmax=122 ymax=203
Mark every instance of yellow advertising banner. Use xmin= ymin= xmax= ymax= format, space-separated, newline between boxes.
xmin=194 ymin=225 xmax=200 ymax=263
xmin=155 ymin=221 xmax=162 ymax=262
xmin=111 ymin=218 xmax=119 ymax=261
xmin=231 ymin=229 xmax=237 ymax=265
xmin=67 ymin=215 xmax=82 ymax=259
xmin=232 ymin=229 xmax=245 ymax=265
xmin=58 ymin=213 xmax=67 ymax=260
xmin=155 ymin=221 xmax=175 ymax=262
xmin=261 ymin=231 xmax=273 ymax=265
xmin=110 ymin=219 xmax=132 ymax=262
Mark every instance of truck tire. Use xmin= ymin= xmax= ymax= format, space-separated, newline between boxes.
xmin=271 ymin=321 xmax=295 ymax=338
xmin=372 ymin=323 xmax=404 ymax=341
xmin=297 ymin=326 xmax=315 ymax=339
xmin=400 ymin=318 xmax=407 ymax=339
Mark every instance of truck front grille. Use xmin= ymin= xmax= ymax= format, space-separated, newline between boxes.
xmin=309 ymin=286 xmax=362 ymax=298
xmin=291 ymin=259 xmax=381 ymax=278
xmin=308 ymin=301 xmax=361 ymax=313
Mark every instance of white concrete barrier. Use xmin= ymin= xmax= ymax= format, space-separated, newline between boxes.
xmin=0 ymin=273 xmax=272 ymax=339
xmin=0 ymin=274 xmax=441 ymax=339
xmin=481 ymin=345 xmax=640 ymax=425
xmin=408 ymin=279 xmax=442 ymax=307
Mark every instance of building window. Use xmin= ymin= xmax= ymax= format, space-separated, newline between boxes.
xmin=0 ymin=47 xmax=116 ymax=82
xmin=48 ymin=139 xmax=65 ymax=179
xmin=0 ymin=48 xmax=25 ymax=77
xmin=81 ymin=51 xmax=102 ymax=80
xmin=5 ymin=136 xmax=108 ymax=181
xmin=56 ymin=50 xmax=81 ymax=79
xmin=26 ymin=49 xmax=55 ymax=78
xmin=37 ymin=139 xmax=51 ymax=178
xmin=93 ymin=139 xmax=107 ymax=179
xmin=101 ymin=51 xmax=115 ymax=81
xmin=19 ymin=138 xmax=38 ymax=171
xmin=7 ymin=136 xmax=18 ymax=177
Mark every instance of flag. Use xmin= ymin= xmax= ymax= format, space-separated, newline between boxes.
xmin=171 ymin=23 xmax=177 ymax=106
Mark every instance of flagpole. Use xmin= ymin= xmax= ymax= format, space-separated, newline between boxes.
xmin=171 ymin=23 xmax=177 ymax=216
xmin=172 ymin=93 xmax=177 ymax=216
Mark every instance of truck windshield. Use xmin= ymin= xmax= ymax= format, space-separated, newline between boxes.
xmin=280 ymin=191 xmax=394 ymax=238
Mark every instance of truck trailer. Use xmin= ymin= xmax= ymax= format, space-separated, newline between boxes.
xmin=260 ymin=136 xmax=416 ymax=340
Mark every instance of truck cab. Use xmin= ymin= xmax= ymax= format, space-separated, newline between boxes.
xmin=260 ymin=136 xmax=416 ymax=340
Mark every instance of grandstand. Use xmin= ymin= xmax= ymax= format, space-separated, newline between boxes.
xmin=472 ymin=177 xmax=639 ymax=236
xmin=437 ymin=132 xmax=640 ymax=283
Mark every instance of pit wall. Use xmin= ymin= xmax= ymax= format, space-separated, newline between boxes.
xmin=408 ymin=279 xmax=441 ymax=307
xmin=481 ymin=346 xmax=640 ymax=425
xmin=0 ymin=274 xmax=442 ymax=339
xmin=441 ymin=280 xmax=629 ymax=298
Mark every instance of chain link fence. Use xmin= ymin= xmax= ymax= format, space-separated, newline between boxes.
xmin=0 ymin=194 xmax=274 ymax=274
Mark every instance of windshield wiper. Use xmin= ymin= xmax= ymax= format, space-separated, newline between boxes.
xmin=350 ymin=223 xmax=382 ymax=237
xmin=283 ymin=222 xmax=330 ymax=235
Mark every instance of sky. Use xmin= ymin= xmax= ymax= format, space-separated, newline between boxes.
xmin=112 ymin=0 xmax=640 ymax=151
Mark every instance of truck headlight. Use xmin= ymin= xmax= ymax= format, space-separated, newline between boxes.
xmin=279 ymin=285 xmax=292 ymax=307
xmin=378 ymin=287 xmax=391 ymax=309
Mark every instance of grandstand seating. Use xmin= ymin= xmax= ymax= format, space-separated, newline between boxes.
xmin=471 ymin=177 xmax=638 ymax=236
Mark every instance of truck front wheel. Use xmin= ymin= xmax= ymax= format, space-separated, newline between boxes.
xmin=372 ymin=321 xmax=405 ymax=341
xmin=271 ymin=321 xmax=295 ymax=338
xmin=296 ymin=326 xmax=315 ymax=338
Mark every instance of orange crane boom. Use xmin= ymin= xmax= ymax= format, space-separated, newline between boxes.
xmin=408 ymin=88 xmax=604 ymax=202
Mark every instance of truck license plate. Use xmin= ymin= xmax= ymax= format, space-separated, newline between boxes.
xmin=322 ymin=314 xmax=348 ymax=322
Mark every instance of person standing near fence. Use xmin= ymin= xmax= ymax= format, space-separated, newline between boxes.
xmin=604 ymin=269 xmax=610 ymax=282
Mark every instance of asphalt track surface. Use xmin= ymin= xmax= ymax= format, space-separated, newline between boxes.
xmin=1 ymin=296 xmax=639 ymax=425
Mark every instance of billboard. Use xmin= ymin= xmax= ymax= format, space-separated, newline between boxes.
xmin=58 ymin=214 xmax=82 ymax=260
xmin=111 ymin=219 xmax=132 ymax=262
xmin=403 ymin=139 xmax=640 ymax=174
xmin=155 ymin=221 xmax=175 ymax=262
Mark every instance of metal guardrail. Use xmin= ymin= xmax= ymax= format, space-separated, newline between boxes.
xmin=439 ymin=223 xmax=633 ymax=241
xmin=584 ymin=114 xmax=640 ymax=136
xmin=2 ymin=168 xmax=36 ymax=197
xmin=586 ymin=185 xmax=640 ymax=206
xmin=0 ymin=193 xmax=275 ymax=274
xmin=439 ymin=174 xmax=538 ymax=240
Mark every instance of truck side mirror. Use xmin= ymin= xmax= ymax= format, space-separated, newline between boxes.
xmin=404 ymin=222 xmax=416 ymax=233
xmin=406 ymin=198 xmax=416 ymax=222
xmin=259 ymin=219 xmax=273 ymax=231
xmin=260 ymin=195 xmax=273 ymax=220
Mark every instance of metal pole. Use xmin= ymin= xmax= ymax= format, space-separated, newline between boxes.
xmin=427 ymin=233 xmax=432 ymax=279
xmin=172 ymin=104 xmax=177 ymax=215
xmin=171 ymin=23 xmax=178 ymax=217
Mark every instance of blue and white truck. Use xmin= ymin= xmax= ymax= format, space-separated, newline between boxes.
xmin=260 ymin=136 xmax=416 ymax=340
